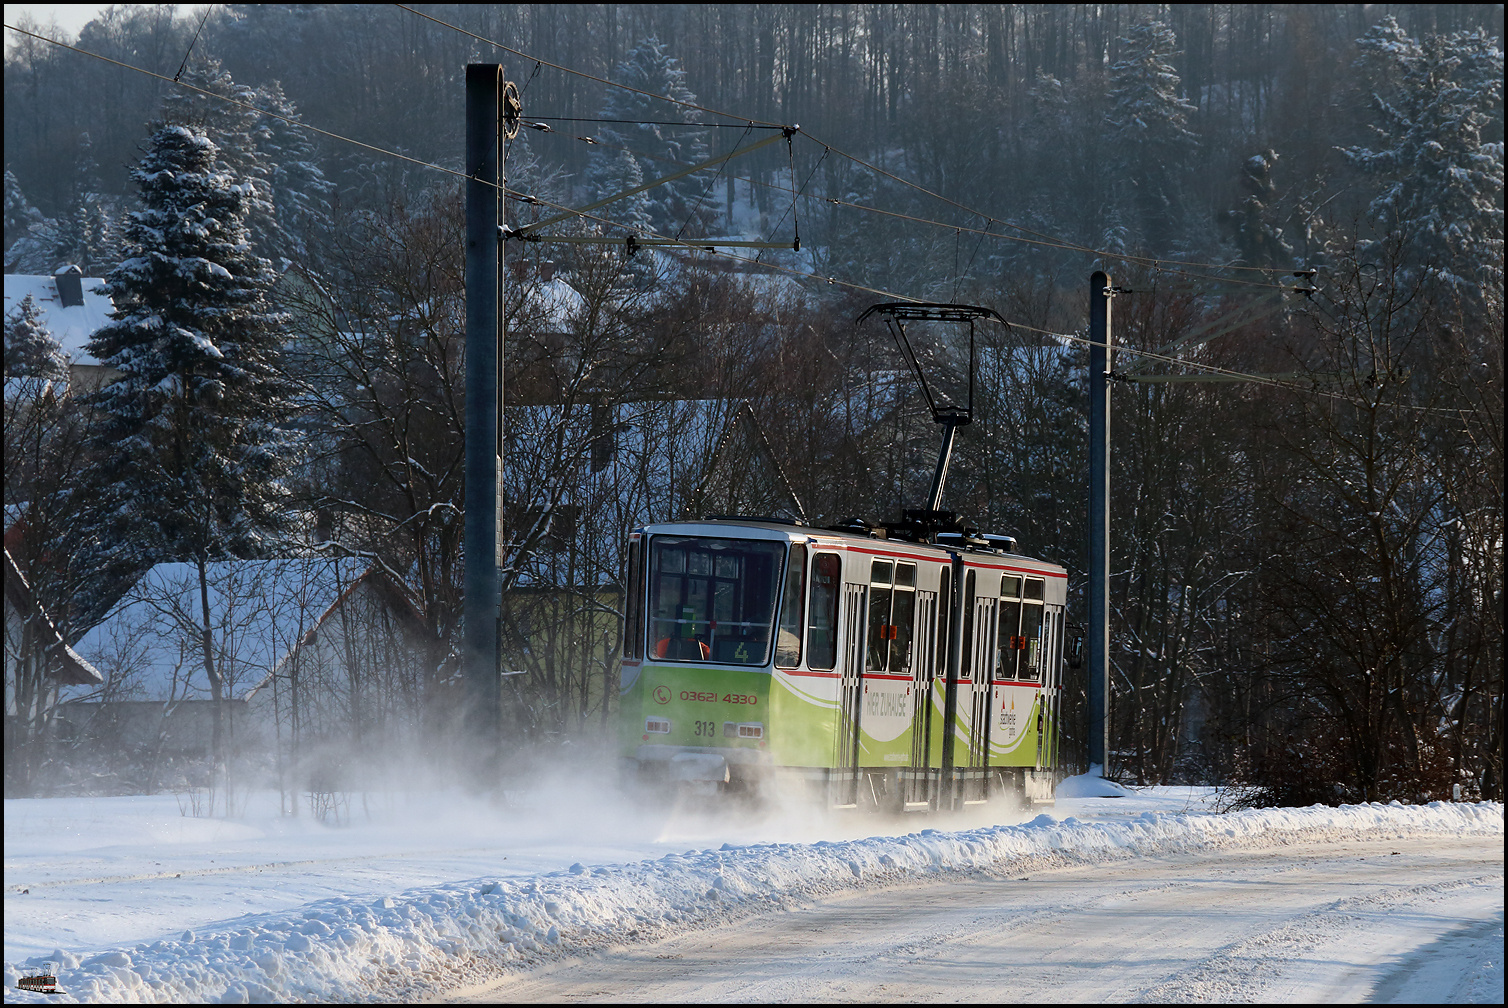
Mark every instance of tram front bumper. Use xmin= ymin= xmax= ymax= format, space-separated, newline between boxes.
xmin=669 ymin=752 xmax=730 ymax=783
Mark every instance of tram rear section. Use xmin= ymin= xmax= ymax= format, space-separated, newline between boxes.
xmin=619 ymin=518 xmax=1069 ymax=812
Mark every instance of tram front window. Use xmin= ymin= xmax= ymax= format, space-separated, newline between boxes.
xmin=649 ymin=537 xmax=784 ymax=665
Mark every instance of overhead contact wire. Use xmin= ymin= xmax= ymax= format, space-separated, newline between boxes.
xmin=7 ymin=23 xmax=1463 ymax=421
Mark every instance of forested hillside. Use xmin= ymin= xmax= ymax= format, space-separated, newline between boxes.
xmin=4 ymin=4 xmax=1501 ymax=805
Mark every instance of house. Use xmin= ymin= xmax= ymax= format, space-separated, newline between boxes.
xmin=5 ymin=547 xmax=103 ymax=701
xmin=57 ymin=556 xmax=429 ymax=791
xmin=501 ymin=397 xmax=778 ymax=730
xmin=3 ymin=266 xmax=119 ymax=388
xmin=507 ymin=263 xmax=592 ymax=405
xmin=4 ymin=546 xmax=103 ymax=794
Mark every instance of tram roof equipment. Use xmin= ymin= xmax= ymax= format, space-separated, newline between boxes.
xmin=855 ymin=302 xmax=1015 ymax=547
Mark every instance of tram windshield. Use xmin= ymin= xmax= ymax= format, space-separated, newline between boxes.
xmin=648 ymin=536 xmax=784 ymax=665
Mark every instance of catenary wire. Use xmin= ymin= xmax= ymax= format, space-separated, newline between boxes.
xmin=4 ymin=24 xmax=1470 ymax=421
xmin=504 ymin=187 xmax=1478 ymax=419
xmin=3 ymin=24 xmax=498 ymax=195
xmin=797 ymin=130 xmax=1310 ymax=278
xmin=393 ymin=5 xmax=786 ymax=128
xmin=531 ymin=117 xmax=783 ymax=129
xmin=513 ymin=111 xmax=1304 ymax=292
xmin=393 ymin=4 xmax=1314 ymax=283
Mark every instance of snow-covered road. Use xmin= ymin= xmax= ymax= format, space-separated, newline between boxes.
xmin=4 ymin=785 xmax=1502 ymax=1004
xmin=446 ymin=837 xmax=1501 ymax=1004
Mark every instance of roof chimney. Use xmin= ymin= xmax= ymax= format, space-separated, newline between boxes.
xmin=53 ymin=265 xmax=84 ymax=308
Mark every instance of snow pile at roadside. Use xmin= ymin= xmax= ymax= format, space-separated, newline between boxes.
xmin=5 ymin=800 xmax=1500 ymax=1004
xmin=1056 ymin=764 xmax=1135 ymax=798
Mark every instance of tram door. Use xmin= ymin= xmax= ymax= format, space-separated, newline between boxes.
xmin=966 ymin=583 xmax=997 ymax=803
xmin=904 ymin=588 xmax=938 ymax=809
xmin=834 ymin=581 xmax=868 ymax=807
xmin=1038 ymin=607 xmax=1064 ymax=769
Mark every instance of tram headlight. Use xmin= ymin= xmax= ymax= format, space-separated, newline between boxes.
xmin=724 ymin=721 xmax=764 ymax=739
xmin=645 ymin=717 xmax=671 ymax=734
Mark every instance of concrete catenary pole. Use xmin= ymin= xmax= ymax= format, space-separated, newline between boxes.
xmin=464 ymin=64 xmax=503 ymax=783
xmin=1088 ymin=272 xmax=1113 ymax=774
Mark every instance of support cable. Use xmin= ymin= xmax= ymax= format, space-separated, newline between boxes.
xmin=393 ymin=5 xmax=785 ymax=128
xmin=3 ymin=23 xmax=1473 ymax=422
xmin=4 ymin=24 xmax=492 ymax=194
xmin=392 ymin=4 xmax=1316 ymax=283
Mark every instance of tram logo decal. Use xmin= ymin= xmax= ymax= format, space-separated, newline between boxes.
xmin=865 ymin=690 xmax=910 ymax=718
xmin=653 ymin=686 xmax=671 ymax=705
xmin=999 ymin=694 xmax=1021 ymax=741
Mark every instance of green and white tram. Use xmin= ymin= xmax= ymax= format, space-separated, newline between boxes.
xmin=618 ymin=517 xmax=1067 ymax=811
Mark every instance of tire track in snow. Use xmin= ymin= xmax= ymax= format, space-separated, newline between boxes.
xmin=1132 ymin=873 xmax=1505 ymax=1003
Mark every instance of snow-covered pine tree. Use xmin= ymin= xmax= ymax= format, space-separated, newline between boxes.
xmin=52 ymin=133 xmax=119 ymax=275
xmin=4 ymin=169 xmax=59 ymax=274
xmin=252 ymin=81 xmax=334 ymax=269
xmin=587 ymin=148 xmax=656 ymax=238
xmin=584 ymin=147 xmax=658 ymax=286
xmin=1105 ymin=21 xmax=1200 ymax=254
xmin=4 ymin=169 xmax=46 ymax=260
xmin=1223 ymin=150 xmax=1294 ymax=268
xmin=587 ymin=37 xmax=718 ymax=239
xmin=85 ymin=124 xmax=293 ymax=804
xmin=159 ymin=60 xmax=283 ymax=266
xmin=3 ymin=293 xmax=68 ymax=381
xmin=1346 ymin=17 xmax=1504 ymax=306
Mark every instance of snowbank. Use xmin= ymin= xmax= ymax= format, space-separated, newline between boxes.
xmin=5 ymin=801 xmax=1500 ymax=1004
xmin=1056 ymin=764 xmax=1135 ymax=798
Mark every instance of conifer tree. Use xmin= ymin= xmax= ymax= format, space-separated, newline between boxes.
xmin=584 ymin=148 xmax=658 ymax=286
xmin=85 ymin=124 xmax=292 ymax=804
xmin=1105 ymin=21 xmax=1200 ymax=253
xmin=1223 ymin=151 xmax=1294 ymax=268
xmin=159 ymin=60 xmax=282 ymax=264
xmin=587 ymin=37 xmax=718 ymax=239
xmin=4 ymin=169 xmax=59 ymax=274
xmin=1347 ymin=17 xmax=1504 ymax=306
xmin=252 ymin=81 xmax=335 ymax=268
xmin=4 ymin=169 xmax=45 ymax=258
xmin=52 ymin=133 xmax=119 ymax=275
xmin=3 ymin=293 xmax=68 ymax=381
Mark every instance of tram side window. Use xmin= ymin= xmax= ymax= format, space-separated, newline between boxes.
xmin=890 ymin=563 xmax=916 ymax=672
xmin=867 ymin=560 xmax=917 ymax=672
xmin=649 ymin=536 xmax=783 ymax=665
xmin=867 ymin=560 xmax=892 ymax=672
xmin=623 ymin=537 xmax=643 ymax=659
xmin=1021 ymin=578 xmax=1046 ymax=679
xmin=936 ymin=566 xmax=951 ymax=677
xmin=1021 ymin=602 xmax=1045 ymax=678
xmin=775 ymin=544 xmax=807 ymax=668
xmin=806 ymin=553 xmax=841 ymax=671
xmin=997 ymin=598 xmax=1022 ymax=680
xmin=961 ymin=569 xmax=977 ymax=679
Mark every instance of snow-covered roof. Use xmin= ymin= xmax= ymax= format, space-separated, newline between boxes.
xmin=3 ymin=272 xmax=114 ymax=367
xmin=3 ymin=548 xmax=104 ymax=687
xmin=69 ymin=556 xmax=371 ymax=703
xmin=526 ymin=277 xmax=587 ymax=333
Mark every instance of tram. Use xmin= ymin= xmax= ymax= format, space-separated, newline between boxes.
xmin=618 ymin=303 xmax=1071 ymax=812
xmin=617 ymin=514 xmax=1067 ymax=811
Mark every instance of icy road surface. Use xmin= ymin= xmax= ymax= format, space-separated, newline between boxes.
xmin=4 ymin=781 xmax=1210 ymax=964
xmin=446 ymin=836 xmax=1502 ymax=1004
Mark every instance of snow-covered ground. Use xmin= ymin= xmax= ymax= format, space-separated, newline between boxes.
xmin=4 ymin=775 xmax=1501 ymax=1004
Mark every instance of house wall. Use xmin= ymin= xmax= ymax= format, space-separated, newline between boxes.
xmin=49 ymin=699 xmax=270 ymax=792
